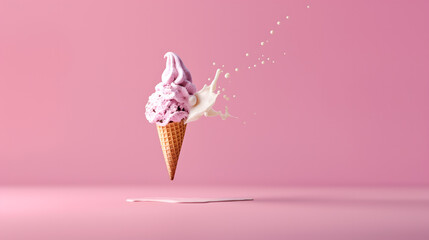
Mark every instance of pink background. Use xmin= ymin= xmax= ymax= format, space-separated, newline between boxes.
xmin=1 ymin=0 xmax=428 ymax=186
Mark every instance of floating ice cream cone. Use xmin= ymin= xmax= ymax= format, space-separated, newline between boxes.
xmin=156 ymin=120 xmax=187 ymax=180
xmin=145 ymin=52 xmax=195 ymax=180
xmin=146 ymin=52 xmax=229 ymax=180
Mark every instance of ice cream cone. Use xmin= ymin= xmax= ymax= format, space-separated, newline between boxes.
xmin=156 ymin=120 xmax=187 ymax=180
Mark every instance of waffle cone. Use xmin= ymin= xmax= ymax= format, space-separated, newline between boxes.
xmin=156 ymin=120 xmax=187 ymax=180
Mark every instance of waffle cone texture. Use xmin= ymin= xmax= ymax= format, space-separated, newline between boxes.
xmin=156 ymin=120 xmax=187 ymax=180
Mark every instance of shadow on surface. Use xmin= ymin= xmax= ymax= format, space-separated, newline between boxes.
xmin=255 ymin=196 xmax=429 ymax=207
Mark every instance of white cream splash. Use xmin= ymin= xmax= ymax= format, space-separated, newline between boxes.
xmin=185 ymin=69 xmax=234 ymax=124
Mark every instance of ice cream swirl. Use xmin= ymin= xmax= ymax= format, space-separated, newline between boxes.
xmin=145 ymin=52 xmax=196 ymax=126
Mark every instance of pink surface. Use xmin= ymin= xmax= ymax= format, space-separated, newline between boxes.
xmin=1 ymin=186 xmax=429 ymax=240
xmin=1 ymin=0 xmax=429 ymax=185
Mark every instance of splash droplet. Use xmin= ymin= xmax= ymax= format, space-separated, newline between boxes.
xmin=243 ymin=121 xmax=247 ymax=125
xmin=248 ymin=66 xmax=251 ymax=69
xmin=223 ymin=95 xmax=230 ymax=101
xmin=233 ymin=95 xmax=236 ymax=98
xmin=245 ymin=53 xmax=249 ymax=57
xmin=224 ymin=73 xmax=231 ymax=78
xmin=235 ymin=68 xmax=239 ymax=72
xmin=222 ymin=65 xmax=225 ymax=67
xmin=307 ymin=5 xmax=310 ymax=8
xmin=260 ymin=42 xmax=265 ymax=46
xmin=208 ymin=78 xmax=211 ymax=81
xmin=283 ymin=52 xmax=286 ymax=55
xmin=254 ymin=64 xmax=257 ymax=67
xmin=212 ymin=62 xmax=216 ymax=66
xmin=261 ymin=61 xmax=265 ymax=64
xmin=258 ymin=57 xmax=261 ymax=60
xmin=272 ymin=60 xmax=275 ymax=63
xmin=277 ymin=21 xmax=281 ymax=25
xmin=286 ymin=16 xmax=289 ymax=19
xmin=267 ymin=57 xmax=270 ymax=60
xmin=270 ymin=30 xmax=274 ymax=35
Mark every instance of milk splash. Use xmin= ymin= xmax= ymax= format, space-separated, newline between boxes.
xmin=192 ymin=4 xmax=309 ymax=125
xmin=185 ymin=69 xmax=234 ymax=124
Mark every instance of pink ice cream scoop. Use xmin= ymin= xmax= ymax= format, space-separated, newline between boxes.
xmin=145 ymin=52 xmax=196 ymax=126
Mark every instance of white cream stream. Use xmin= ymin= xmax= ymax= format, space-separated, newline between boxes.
xmin=185 ymin=69 xmax=234 ymax=124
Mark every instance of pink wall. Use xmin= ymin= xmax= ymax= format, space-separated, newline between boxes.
xmin=1 ymin=0 xmax=428 ymax=186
